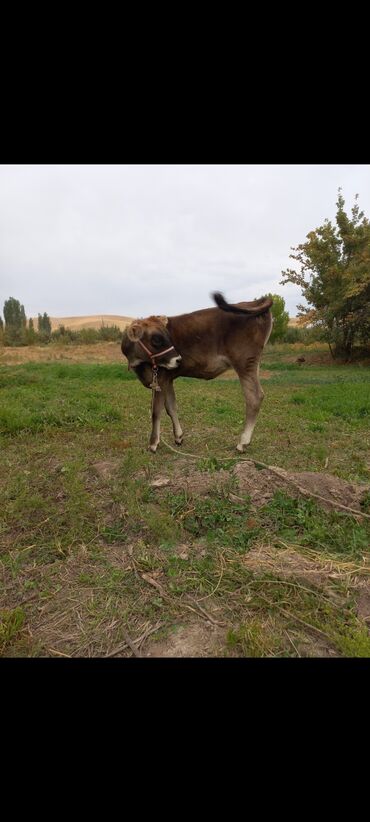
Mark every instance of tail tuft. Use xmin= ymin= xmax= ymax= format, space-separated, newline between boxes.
xmin=212 ymin=292 xmax=273 ymax=317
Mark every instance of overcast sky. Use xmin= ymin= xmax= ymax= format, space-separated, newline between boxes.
xmin=1 ymin=164 xmax=369 ymax=320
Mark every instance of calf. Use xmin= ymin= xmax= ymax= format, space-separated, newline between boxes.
xmin=121 ymin=292 xmax=273 ymax=453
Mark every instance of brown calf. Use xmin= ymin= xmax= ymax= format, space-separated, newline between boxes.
xmin=121 ymin=292 xmax=273 ymax=453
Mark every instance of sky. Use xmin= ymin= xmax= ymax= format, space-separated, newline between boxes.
xmin=1 ymin=164 xmax=369 ymax=320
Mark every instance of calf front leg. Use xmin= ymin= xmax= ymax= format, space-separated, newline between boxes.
xmin=149 ymin=389 xmax=166 ymax=453
xmin=164 ymin=381 xmax=183 ymax=445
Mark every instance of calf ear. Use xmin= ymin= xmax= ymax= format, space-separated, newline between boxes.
xmin=157 ymin=315 xmax=168 ymax=327
xmin=127 ymin=322 xmax=144 ymax=341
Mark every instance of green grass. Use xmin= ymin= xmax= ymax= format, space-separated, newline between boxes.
xmin=168 ymin=490 xmax=260 ymax=552
xmin=0 ymin=354 xmax=369 ymax=657
xmin=166 ymin=488 xmax=369 ymax=561
xmin=261 ymin=492 xmax=369 ymax=558
xmin=0 ymin=607 xmax=25 ymax=654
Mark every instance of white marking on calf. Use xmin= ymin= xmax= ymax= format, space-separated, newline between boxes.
xmin=162 ymin=356 xmax=182 ymax=370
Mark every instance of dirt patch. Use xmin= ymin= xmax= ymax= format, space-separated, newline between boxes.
xmin=296 ymin=637 xmax=338 ymax=657
xmin=145 ymin=622 xmax=225 ymax=657
xmin=91 ymin=460 xmax=120 ymax=480
xmin=147 ymin=460 xmax=369 ymax=516
xmin=146 ymin=466 xmax=232 ymax=499
xmin=149 ymin=476 xmax=171 ymax=488
xmin=171 ymin=543 xmax=191 ymax=560
xmin=233 ymin=461 xmax=369 ymax=513
xmin=355 ymin=586 xmax=370 ymax=622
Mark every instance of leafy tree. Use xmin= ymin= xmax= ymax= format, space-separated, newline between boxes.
xmin=42 ymin=312 xmax=51 ymax=336
xmin=26 ymin=317 xmax=37 ymax=345
xmin=280 ymin=190 xmax=370 ymax=358
xmin=282 ymin=326 xmax=303 ymax=344
xmin=267 ymin=293 xmax=289 ymax=343
xmin=3 ymin=297 xmax=27 ymax=345
xmin=38 ymin=312 xmax=52 ymax=342
xmin=4 ymin=297 xmax=26 ymax=328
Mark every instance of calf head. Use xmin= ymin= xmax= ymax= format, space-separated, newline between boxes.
xmin=121 ymin=316 xmax=181 ymax=370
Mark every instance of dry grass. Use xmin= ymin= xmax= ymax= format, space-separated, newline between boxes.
xmin=0 ymin=341 xmax=125 ymax=365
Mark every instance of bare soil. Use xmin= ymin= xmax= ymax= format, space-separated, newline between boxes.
xmin=145 ymin=622 xmax=225 ymax=657
xmin=149 ymin=461 xmax=369 ymax=516
xmin=233 ymin=462 xmax=369 ymax=513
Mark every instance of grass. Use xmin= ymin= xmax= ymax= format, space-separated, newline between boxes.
xmin=0 ymin=607 xmax=25 ymax=655
xmin=261 ymin=492 xmax=369 ymax=558
xmin=0 ymin=346 xmax=369 ymax=657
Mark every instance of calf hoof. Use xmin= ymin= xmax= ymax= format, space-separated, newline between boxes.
xmin=236 ymin=442 xmax=246 ymax=453
xmin=175 ymin=437 xmax=183 ymax=446
xmin=149 ymin=444 xmax=158 ymax=453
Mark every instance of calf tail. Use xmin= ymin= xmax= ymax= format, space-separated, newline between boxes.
xmin=212 ymin=292 xmax=273 ymax=316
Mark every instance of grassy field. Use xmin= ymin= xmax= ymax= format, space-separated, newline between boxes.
xmin=1 ymin=342 xmax=369 ymax=657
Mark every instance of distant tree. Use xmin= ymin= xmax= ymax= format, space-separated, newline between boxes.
xmin=4 ymin=297 xmax=26 ymax=329
xmin=267 ymin=293 xmax=290 ymax=343
xmin=43 ymin=312 xmax=51 ymax=336
xmin=280 ymin=189 xmax=370 ymax=358
xmin=0 ymin=316 xmax=3 ymax=332
xmin=26 ymin=317 xmax=37 ymax=345
xmin=3 ymin=297 xmax=27 ymax=345
xmin=38 ymin=312 xmax=52 ymax=342
xmin=0 ymin=316 xmax=4 ymax=345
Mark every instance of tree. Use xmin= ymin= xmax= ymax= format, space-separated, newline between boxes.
xmin=42 ymin=312 xmax=51 ymax=337
xmin=267 ymin=293 xmax=289 ymax=343
xmin=3 ymin=297 xmax=27 ymax=345
xmin=3 ymin=297 xmax=26 ymax=329
xmin=38 ymin=312 xmax=52 ymax=342
xmin=280 ymin=190 xmax=370 ymax=358
xmin=27 ymin=317 xmax=37 ymax=345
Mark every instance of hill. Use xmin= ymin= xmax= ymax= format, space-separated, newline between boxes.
xmin=34 ymin=313 xmax=299 ymax=331
xmin=32 ymin=315 xmax=134 ymax=332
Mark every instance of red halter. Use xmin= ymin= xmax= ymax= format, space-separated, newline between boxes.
xmin=137 ymin=339 xmax=175 ymax=367
xmin=136 ymin=339 xmax=176 ymax=394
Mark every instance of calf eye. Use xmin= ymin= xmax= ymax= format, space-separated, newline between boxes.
xmin=151 ymin=334 xmax=165 ymax=347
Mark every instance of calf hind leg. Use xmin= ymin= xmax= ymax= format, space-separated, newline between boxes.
xmin=236 ymin=367 xmax=264 ymax=452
